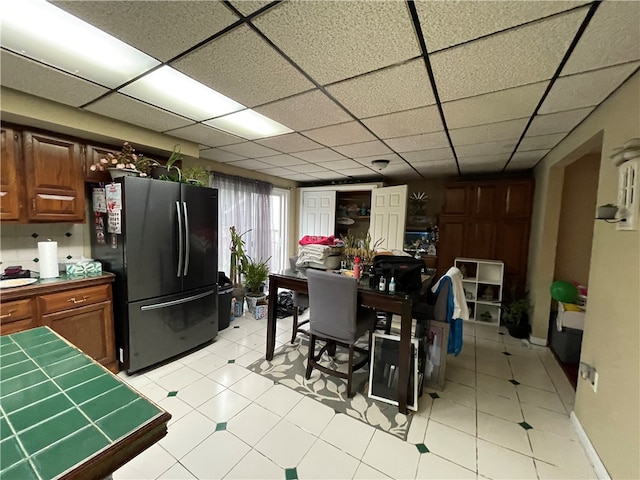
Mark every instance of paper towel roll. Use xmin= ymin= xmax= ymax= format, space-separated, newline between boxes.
xmin=38 ymin=241 xmax=59 ymax=279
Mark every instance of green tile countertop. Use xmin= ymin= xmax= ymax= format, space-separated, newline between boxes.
xmin=0 ymin=327 xmax=170 ymax=480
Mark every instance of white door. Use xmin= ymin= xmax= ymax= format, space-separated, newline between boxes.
xmin=299 ymin=190 xmax=336 ymax=238
xmin=369 ymin=185 xmax=408 ymax=250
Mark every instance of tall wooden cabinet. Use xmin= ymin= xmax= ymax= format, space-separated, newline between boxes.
xmin=438 ymin=178 xmax=533 ymax=294
xmin=0 ymin=126 xmax=23 ymax=221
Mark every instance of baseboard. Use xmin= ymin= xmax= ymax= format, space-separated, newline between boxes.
xmin=570 ymin=411 xmax=610 ymax=479
xmin=529 ymin=335 xmax=547 ymax=346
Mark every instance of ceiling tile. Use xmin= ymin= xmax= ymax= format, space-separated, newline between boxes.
xmin=520 ymin=133 xmax=567 ymax=151
xmin=528 ymin=107 xmax=593 ymax=137
xmin=362 ymin=105 xmax=443 ymax=139
xmin=166 ymin=124 xmax=244 ymax=148
xmin=415 ymin=1 xmax=586 ymax=52
xmin=431 ymin=9 xmax=585 ymax=102
xmin=402 ymin=148 xmax=455 ymax=163
xmin=385 ymin=131 xmax=450 ymax=153
xmin=509 ymin=149 xmax=550 ymax=169
xmin=326 ymin=60 xmax=435 ymax=118
xmin=260 ymin=154 xmax=306 ymax=167
xmin=291 ymin=148 xmax=346 ymax=163
xmin=379 ymin=163 xmax=419 ymax=179
xmin=255 ymin=90 xmax=352 ymax=131
xmin=53 ymin=1 xmax=240 ymax=62
xmin=456 ymin=139 xmax=518 ymax=158
xmin=253 ymin=1 xmax=420 ymax=85
xmin=287 ymin=163 xmax=330 ymax=174
xmin=199 ymin=147 xmax=247 ymax=163
xmin=279 ymin=172 xmax=321 ymax=181
xmin=0 ymin=51 xmax=108 ymax=107
xmin=171 ymin=25 xmax=314 ymax=108
xmin=458 ymin=154 xmax=510 ymax=173
xmin=302 ymin=122 xmax=375 ymax=147
xmin=415 ymin=161 xmax=459 ymax=176
xmin=449 ymin=118 xmax=528 ymax=146
xmin=443 ymin=82 xmax=547 ymax=129
xmin=563 ymin=1 xmax=640 ymax=75
xmin=229 ymin=1 xmax=275 ymax=17
xmin=540 ymin=62 xmax=640 ymax=114
xmin=353 ymin=153 xmax=405 ymax=166
xmin=85 ymin=93 xmax=193 ymax=132
xmin=307 ymin=171 xmax=349 ymax=181
xmin=334 ymin=141 xmax=391 ymax=158
xmin=339 ymin=167 xmax=380 ymax=177
xmin=320 ymin=159 xmax=363 ymax=171
xmin=255 ymin=133 xmax=321 ymax=153
xmin=254 ymin=166 xmax=297 ymax=176
xmin=227 ymin=158 xmax=277 ymax=170
xmin=219 ymin=142 xmax=280 ymax=158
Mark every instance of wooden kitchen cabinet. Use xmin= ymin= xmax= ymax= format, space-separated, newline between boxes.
xmin=22 ymin=130 xmax=85 ymax=222
xmin=0 ymin=274 xmax=117 ymax=372
xmin=85 ymin=144 xmax=117 ymax=183
xmin=0 ymin=126 xmax=24 ymax=221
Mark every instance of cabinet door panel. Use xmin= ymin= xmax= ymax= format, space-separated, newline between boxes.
xmin=496 ymin=220 xmax=530 ymax=294
xmin=469 ymin=185 xmax=497 ymax=217
xmin=437 ymin=218 xmax=466 ymax=276
xmin=41 ymin=301 xmax=115 ymax=369
xmin=501 ymin=181 xmax=533 ymax=217
xmin=369 ymin=185 xmax=407 ymax=250
xmin=442 ymin=186 xmax=467 ymax=215
xmin=23 ymin=131 xmax=85 ymax=222
xmin=299 ymin=190 xmax=336 ymax=238
xmin=465 ymin=221 xmax=496 ymax=259
xmin=85 ymin=144 xmax=116 ymax=183
xmin=1 ymin=127 xmax=23 ymax=221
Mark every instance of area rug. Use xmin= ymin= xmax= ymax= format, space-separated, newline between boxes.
xmin=247 ymin=340 xmax=412 ymax=440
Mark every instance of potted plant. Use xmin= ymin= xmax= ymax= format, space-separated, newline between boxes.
xmin=229 ymin=226 xmax=249 ymax=292
xmin=243 ymin=257 xmax=270 ymax=313
xmin=151 ymin=145 xmax=183 ymax=182
xmin=597 ymin=203 xmax=618 ymax=219
xmin=182 ymin=165 xmax=209 ymax=186
xmin=501 ymin=294 xmax=531 ymax=338
xmin=90 ymin=141 xmax=157 ymax=179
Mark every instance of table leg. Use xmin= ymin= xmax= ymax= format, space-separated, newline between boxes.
xmin=266 ymin=276 xmax=277 ymax=360
xmin=397 ymin=297 xmax=412 ymax=414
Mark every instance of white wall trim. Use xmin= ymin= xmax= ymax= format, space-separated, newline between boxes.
xmin=529 ymin=335 xmax=547 ymax=346
xmin=570 ymin=411 xmax=610 ymax=480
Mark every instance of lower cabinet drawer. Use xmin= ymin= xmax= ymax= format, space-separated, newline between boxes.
xmin=39 ymin=284 xmax=110 ymax=315
xmin=0 ymin=298 xmax=35 ymax=325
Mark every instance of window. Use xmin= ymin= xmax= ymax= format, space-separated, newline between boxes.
xmin=270 ymin=187 xmax=290 ymax=271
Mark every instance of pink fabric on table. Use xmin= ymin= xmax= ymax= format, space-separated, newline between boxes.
xmin=299 ymin=235 xmax=336 ymax=246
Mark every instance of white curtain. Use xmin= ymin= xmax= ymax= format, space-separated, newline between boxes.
xmin=211 ymin=173 xmax=273 ymax=277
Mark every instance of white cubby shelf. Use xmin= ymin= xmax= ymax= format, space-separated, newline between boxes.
xmin=455 ymin=258 xmax=504 ymax=327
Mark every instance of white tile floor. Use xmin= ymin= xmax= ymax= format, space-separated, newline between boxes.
xmin=115 ymin=312 xmax=597 ymax=480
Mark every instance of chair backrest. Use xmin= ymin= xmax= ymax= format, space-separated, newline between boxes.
xmin=289 ymin=256 xmax=298 ymax=271
xmin=433 ymin=277 xmax=451 ymax=322
xmin=306 ymin=269 xmax=358 ymax=341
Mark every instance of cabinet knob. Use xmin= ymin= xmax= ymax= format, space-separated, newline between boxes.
xmin=67 ymin=296 xmax=89 ymax=304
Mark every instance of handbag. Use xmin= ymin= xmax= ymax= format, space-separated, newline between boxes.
xmin=372 ymin=255 xmax=423 ymax=296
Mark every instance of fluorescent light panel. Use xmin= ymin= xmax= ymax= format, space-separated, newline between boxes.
xmin=0 ymin=0 xmax=159 ymax=88
xmin=204 ymin=109 xmax=293 ymax=140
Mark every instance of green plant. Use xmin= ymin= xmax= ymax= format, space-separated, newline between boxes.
xmin=157 ymin=145 xmax=183 ymax=182
xmin=500 ymin=296 xmax=531 ymax=326
xmin=229 ymin=226 xmax=249 ymax=287
xmin=243 ymin=257 xmax=270 ymax=294
xmin=182 ymin=165 xmax=209 ymax=186
xmin=90 ymin=141 xmax=159 ymax=176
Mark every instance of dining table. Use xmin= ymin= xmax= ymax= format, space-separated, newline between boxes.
xmin=266 ymin=269 xmax=414 ymax=414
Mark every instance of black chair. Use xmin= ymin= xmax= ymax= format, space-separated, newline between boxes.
xmin=289 ymin=256 xmax=310 ymax=343
xmin=305 ymin=269 xmax=377 ymax=397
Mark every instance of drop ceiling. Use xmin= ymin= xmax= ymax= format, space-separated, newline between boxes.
xmin=1 ymin=0 xmax=639 ymax=184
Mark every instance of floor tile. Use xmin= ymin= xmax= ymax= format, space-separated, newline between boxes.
xmin=424 ymin=420 xmax=477 ymax=471
xmin=476 ymin=373 xmax=518 ymax=400
xmin=186 ymin=352 xmax=228 ymax=376
xmin=235 ymin=349 xmax=265 ymax=368
xmin=144 ymin=361 xmax=184 ymax=381
xmin=209 ymin=341 xmax=254 ymax=360
xmin=406 ymin=413 xmax=428 ymax=445
xmin=154 ymin=366 xmax=203 ymax=392
xmin=476 ymin=356 xmax=512 ymax=379
xmin=534 ymin=458 xmax=595 ymax=479
xmin=297 ymin=438 xmax=360 ymax=479
xmin=236 ymin=332 xmax=268 ymax=350
xmin=157 ymin=396 xmax=194 ymax=426
xmin=224 ymin=449 xmax=285 ymax=479
xmin=227 ymin=403 xmax=281 ymax=446
xmin=320 ymin=413 xmax=376 ymax=460
xmin=477 ymin=412 xmax=532 ymax=456
xmin=134 ymin=382 xmax=169 ymax=403
xmin=198 ymin=389 xmax=251 ymax=422
xmin=285 ymin=396 xmax=335 ymax=436
xmin=361 ymin=430 xmax=420 ymax=480
xmin=158 ymin=410 xmax=216 ymax=459
xmin=177 ymin=348 xmax=211 ymax=366
xmin=476 ymin=390 xmax=524 ymax=422
xmin=447 ymin=352 xmax=475 ymax=371
xmin=353 ymin=462 xmax=390 ymax=479
xmin=113 ymin=443 xmax=175 ymax=480
xmin=429 ymin=398 xmax=477 ymax=435
xmin=156 ymin=462 xmax=196 ymax=479
xmin=176 ymin=376 xmax=226 ymax=408
xmin=516 ymin=384 xmax=566 ymax=413
xmin=445 ymin=364 xmax=476 ymax=387
xmin=118 ymin=372 xmax=152 ymax=390
xmin=438 ymin=381 xmax=476 ymax=409
xmin=477 ymin=438 xmax=537 ymax=479
xmin=255 ymin=384 xmax=304 ymax=417
xmin=228 ymin=371 xmax=274 ymax=400
xmin=207 ymin=363 xmax=251 ymax=387
xmin=528 ymin=429 xmax=596 ymax=478
xmin=254 ymin=419 xmax=316 ymax=468
xmin=416 ymin=453 xmax=477 ymax=479
xmin=181 ymin=430 xmax=250 ymax=479
xmin=521 ymin=404 xmax=578 ymax=440
xmin=204 ymin=337 xmax=234 ymax=355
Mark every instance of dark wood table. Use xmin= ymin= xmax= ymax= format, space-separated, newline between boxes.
xmin=266 ymin=270 xmax=413 ymax=414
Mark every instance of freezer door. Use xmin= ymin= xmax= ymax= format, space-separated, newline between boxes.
xmin=126 ymin=287 xmax=218 ymax=373
xmin=181 ymin=184 xmax=218 ymax=292
xmin=124 ymin=177 xmax=182 ymax=301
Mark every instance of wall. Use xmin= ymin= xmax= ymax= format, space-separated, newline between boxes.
xmin=529 ymin=72 xmax=639 ymax=479
xmin=554 ymin=153 xmax=600 ymax=286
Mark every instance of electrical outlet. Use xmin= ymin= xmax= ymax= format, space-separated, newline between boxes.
xmin=591 ymin=370 xmax=599 ymax=392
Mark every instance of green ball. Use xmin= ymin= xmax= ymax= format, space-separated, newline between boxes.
xmin=550 ymin=281 xmax=578 ymax=303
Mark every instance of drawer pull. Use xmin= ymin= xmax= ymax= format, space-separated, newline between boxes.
xmin=68 ymin=296 xmax=89 ymax=304
xmin=0 ymin=310 xmax=17 ymax=319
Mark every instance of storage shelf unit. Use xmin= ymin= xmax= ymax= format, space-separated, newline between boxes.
xmin=455 ymin=258 xmax=504 ymax=327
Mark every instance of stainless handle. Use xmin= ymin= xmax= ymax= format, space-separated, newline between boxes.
xmin=183 ymin=201 xmax=190 ymax=276
xmin=176 ymin=201 xmax=183 ymax=278
xmin=140 ymin=290 xmax=215 ymax=311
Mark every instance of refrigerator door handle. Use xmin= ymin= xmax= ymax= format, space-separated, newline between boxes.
xmin=183 ymin=201 xmax=190 ymax=276
xmin=140 ymin=290 xmax=215 ymax=311
xmin=176 ymin=201 xmax=184 ymax=278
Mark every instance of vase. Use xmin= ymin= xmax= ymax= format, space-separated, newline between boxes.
xmin=150 ymin=165 xmax=168 ymax=179
xmin=108 ymin=167 xmax=139 ymax=180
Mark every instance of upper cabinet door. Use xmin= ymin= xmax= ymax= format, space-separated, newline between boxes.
xmin=468 ymin=185 xmax=497 ymax=217
xmin=23 ymin=131 xmax=85 ymax=222
xmin=369 ymin=185 xmax=408 ymax=251
xmin=500 ymin=180 xmax=533 ymax=217
xmin=0 ymin=126 xmax=23 ymax=221
xmin=442 ymin=185 xmax=467 ymax=215
xmin=299 ymin=190 xmax=336 ymax=238
xmin=85 ymin=144 xmax=116 ymax=184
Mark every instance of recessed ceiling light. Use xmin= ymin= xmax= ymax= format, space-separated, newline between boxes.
xmin=120 ymin=66 xmax=245 ymax=121
xmin=204 ymin=109 xmax=293 ymax=140
xmin=0 ymin=0 xmax=159 ymax=88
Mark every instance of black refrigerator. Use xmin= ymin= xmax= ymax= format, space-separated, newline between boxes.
xmin=90 ymin=176 xmax=218 ymax=373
